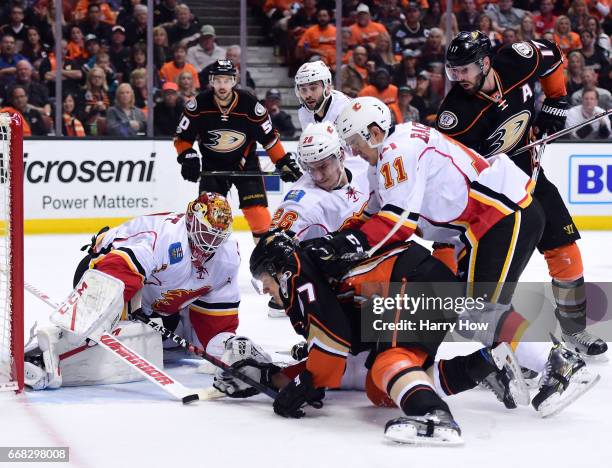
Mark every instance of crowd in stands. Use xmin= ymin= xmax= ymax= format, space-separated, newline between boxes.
xmin=258 ymin=0 xmax=610 ymax=136
xmin=0 ymin=0 xmax=609 ymax=139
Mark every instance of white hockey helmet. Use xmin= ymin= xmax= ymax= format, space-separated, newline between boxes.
xmin=294 ymin=60 xmax=333 ymax=114
xmin=335 ymin=97 xmax=392 ymax=149
xmin=297 ymin=122 xmax=342 ymax=166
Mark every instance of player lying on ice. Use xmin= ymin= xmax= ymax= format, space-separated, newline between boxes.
xmin=23 ymin=193 xmax=246 ymax=390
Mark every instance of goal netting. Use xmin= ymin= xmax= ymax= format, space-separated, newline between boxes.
xmin=0 ymin=113 xmax=24 ymax=392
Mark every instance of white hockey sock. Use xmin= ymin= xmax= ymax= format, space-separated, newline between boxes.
xmin=514 ymin=341 xmax=550 ymax=373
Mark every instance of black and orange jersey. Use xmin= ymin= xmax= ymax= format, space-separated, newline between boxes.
xmin=436 ymin=39 xmax=566 ymax=174
xmin=173 ymin=88 xmax=286 ymax=169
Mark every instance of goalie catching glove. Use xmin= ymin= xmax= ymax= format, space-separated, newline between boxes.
xmin=213 ymin=336 xmax=281 ymax=398
xmin=275 ymin=152 xmax=302 ymax=182
xmin=177 ymin=148 xmax=201 ymax=182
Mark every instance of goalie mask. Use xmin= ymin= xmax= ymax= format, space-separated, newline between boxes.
xmin=186 ymin=192 xmax=233 ymax=266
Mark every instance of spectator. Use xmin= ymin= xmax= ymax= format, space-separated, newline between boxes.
xmin=0 ymin=4 xmax=28 ymax=51
xmin=533 ymin=0 xmax=557 ymax=36
xmin=390 ymin=2 xmax=428 ymax=54
xmin=81 ymin=66 xmax=111 ymax=135
xmin=129 ymin=42 xmax=147 ymax=74
xmin=106 ymin=82 xmax=146 ymax=136
xmin=130 ymin=67 xmax=148 ymax=113
xmin=566 ymin=89 xmax=611 ymax=139
xmin=341 ymin=27 xmax=355 ymax=64
xmin=376 ymin=2 xmax=403 ymax=32
xmin=263 ymin=88 xmax=295 ymax=138
xmin=160 ymin=43 xmax=200 ymax=89
xmin=26 ymin=1 xmax=58 ymax=47
xmin=577 ymin=29 xmax=609 ymax=74
xmin=571 ymin=67 xmax=611 ymax=108
xmin=568 ymin=0 xmax=590 ymax=32
xmin=566 ymin=50 xmax=586 ymax=95
xmin=340 ymin=45 xmax=369 ymax=97
xmin=392 ymin=49 xmax=420 ymax=90
xmin=422 ymin=0 xmax=443 ymax=30
xmin=418 ymin=27 xmax=445 ymax=73
xmin=296 ymin=9 xmax=337 ymax=69
xmin=389 ymin=86 xmax=420 ymax=124
xmin=494 ymin=27 xmax=519 ymax=52
xmin=79 ymin=1 xmax=112 ymax=42
xmin=226 ymin=45 xmax=255 ymax=90
xmin=457 ymin=0 xmax=480 ymax=32
xmin=586 ymin=15 xmax=611 ymax=54
xmin=165 ymin=3 xmax=199 ymax=45
xmin=39 ymin=39 xmax=84 ymax=97
xmin=186 ymin=25 xmax=225 ymax=72
xmin=83 ymin=34 xmax=102 ymax=61
xmin=486 ymin=0 xmax=526 ymax=33
xmin=369 ymin=31 xmax=398 ymax=73
xmin=0 ymin=34 xmax=26 ymax=89
xmin=124 ymin=4 xmax=147 ymax=46
xmin=478 ymin=13 xmax=503 ymax=48
xmin=21 ymin=26 xmax=49 ymax=72
xmin=350 ymin=4 xmax=387 ymax=50
xmin=153 ymin=25 xmax=171 ymax=70
xmin=73 ymin=0 xmax=117 ymax=25
xmin=154 ymin=81 xmax=184 ymax=136
xmin=177 ymin=70 xmax=197 ymax=101
xmin=517 ymin=13 xmax=538 ymax=41
xmin=358 ymin=67 xmax=399 ymax=105
xmin=8 ymin=84 xmax=48 ymax=135
xmin=414 ymin=71 xmax=440 ymax=124
xmin=5 ymin=60 xmax=50 ymax=117
xmin=109 ymin=25 xmax=130 ymax=81
xmin=116 ymin=0 xmax=141 ymax=25
xmin=553 ymin=15 xmax=582 ymax=58
xmin=62 ymin=92 xmax=86 ymax=136
xmin=154 ymin=0 xmax=178 ymax=27
xmin=67 ymin=25 xmax=86 ymax=60
xmin=438 ymin=5 xmax=459 ymax=37
xmin=286 ymin=0 xmax=318 ymax=74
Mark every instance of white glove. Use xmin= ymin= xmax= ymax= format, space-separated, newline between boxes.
xmin=213 ymin=336 xmax=281 ymax=398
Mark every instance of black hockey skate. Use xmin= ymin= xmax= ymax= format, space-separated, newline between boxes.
xmin=480 ymin=343 xmax=530 ymax=409
xmin=532 ymin=335 xmax=600 ymax=417
xmin=562 ymin=330 xmax=608 ymax=358
xmin=384 ymin=410 xmax=463 ymax=446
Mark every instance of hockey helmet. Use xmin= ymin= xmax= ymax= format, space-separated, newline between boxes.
xmin=294 ymin=60 xmax=333 ymax=114
xmin=445 ymin=30 xmax=491 ymax=67
xmin=249 ymin=230 xmax=297 ymax=279
xmin=209 ymin=59 xmax=237 ymax=81
xmin=335 ymin=97 xmax=392 ymax=149
xmin=298 ymin=123 xmax=343 ymax=165
xmin=186 ymin=192 xmax=233 ymax=266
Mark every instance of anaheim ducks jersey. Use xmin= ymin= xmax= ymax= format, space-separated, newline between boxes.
xmin=271 ymin=156 xmax=376 ymax=240
xmin=298 ymin=90 xmax=352 ymax=129
xmin=174 ymin=88 xmax=284 ymax=169
xmin=436 ymin=40 xmax=565 ymax=172
xmin=358 ymin=122 xmax=534 ymax=250
xmin=92 ymin=213 xmax=240 ymax=318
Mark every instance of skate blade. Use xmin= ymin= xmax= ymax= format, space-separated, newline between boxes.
xmin=537 ymin=368 xmax=601 ymax=418
xmin=267 ymin=311 xmax=288 ymax=318
xmin=197 ymin=387 xmax=226 ymax=400
xmin=492 ymin=343 xmax=530 ymax=406
xmin=384 ymin=425 xmax=464 ymax=447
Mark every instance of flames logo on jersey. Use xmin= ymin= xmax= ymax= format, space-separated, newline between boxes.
xmin=203 ymin=129 xmax=247 ymax=153
xmin=345 ymin=185 xmax=363 ymax=202
xmin=151 ymin=287 xmax=211 ymax=313
xmin=484 ymin=111 xmax=531 ymax=156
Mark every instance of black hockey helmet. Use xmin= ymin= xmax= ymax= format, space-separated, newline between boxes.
xmin=446 ymin=30 xmax=491 ymax=67
xmin=249 ymin=230 xmax=297 ymax=278
xmin=209 ymin=59 xmax=237 ymax=78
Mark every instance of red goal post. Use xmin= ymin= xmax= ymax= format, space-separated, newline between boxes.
xmin=0 ymin=112 xmax=24 ymax=393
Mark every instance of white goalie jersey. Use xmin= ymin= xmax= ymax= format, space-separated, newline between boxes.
xmin=298 ymin=90 xmax=352 ymax=129
xmin=271 ymin=156 xmax=376 ymax=240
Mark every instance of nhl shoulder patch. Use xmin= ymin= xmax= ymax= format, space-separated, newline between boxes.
xmin=512 ymin=42 xmax=533 ymax=58
xmin=168 ymin=242 xmax=184 ymax=264
xmin=186 ymin=98 xmax=197 ymax=112
xmin=284 ymin=189 xmax=306 ymax=203
xmin=437 ymin=111 xmax=458 ymax=130
xmin=254 ymin=102 xmax=266 ymax=116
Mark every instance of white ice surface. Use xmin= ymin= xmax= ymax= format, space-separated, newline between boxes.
xmin=2 ymin=232 xmax=610 ymax=468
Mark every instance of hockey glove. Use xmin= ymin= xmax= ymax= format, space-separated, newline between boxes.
xmin=177 ymin=148 xmax=201 ymax=182
xmin=273 ymin=370 xmax=325 ymax=418
xmin=214 ymin=358 xmax=282 ymax=398
xmin=303 ymin=230 xmax=369 ymax=262
xmin=598 ymin=123 xmax=610 ymax=139
xmin=534 ymin=97 xmax=569 ymax=138
xmin=275 ymin=152 xmax=302 ymax=182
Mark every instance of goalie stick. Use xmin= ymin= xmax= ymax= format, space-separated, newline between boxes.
xmin=18 ymin=277 xmax=203 ymax=404
xmin=130 ymin=309 xmax=279 ymax=399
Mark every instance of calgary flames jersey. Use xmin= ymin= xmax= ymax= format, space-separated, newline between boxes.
xmin=91 ymin=213 xmax=240 ymax=348
xmin=436 ymin=39 xmax=565 ymax=172
xmin=298 ymin=90 xmax=352 ymax=129
xmin=271 ymin=156 xmax=376 ymax=240
xmin=174 ymin=88 xmax=286 ymax=169
xmin=358 ymin=122 xmax=535 ymax=249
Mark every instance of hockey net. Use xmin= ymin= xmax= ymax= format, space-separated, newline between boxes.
xmin=0 ymin=113 xmax=24 ymax=392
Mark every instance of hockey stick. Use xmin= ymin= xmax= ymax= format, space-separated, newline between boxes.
xmin=131 ymin=309 xmax=279 ymax=399
xmin=529 ymin=132 xmax=547 ymax=193
xmin=510 ymin=109 xmax=612 ymax=157
xmin=201 ymin=170 xmax=282 ymax=177
xmin=19 ymin=277 xmax=202 ymax=404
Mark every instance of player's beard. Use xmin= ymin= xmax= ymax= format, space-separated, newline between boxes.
xmin=214 ymin=88 xmax=233 ymax=105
